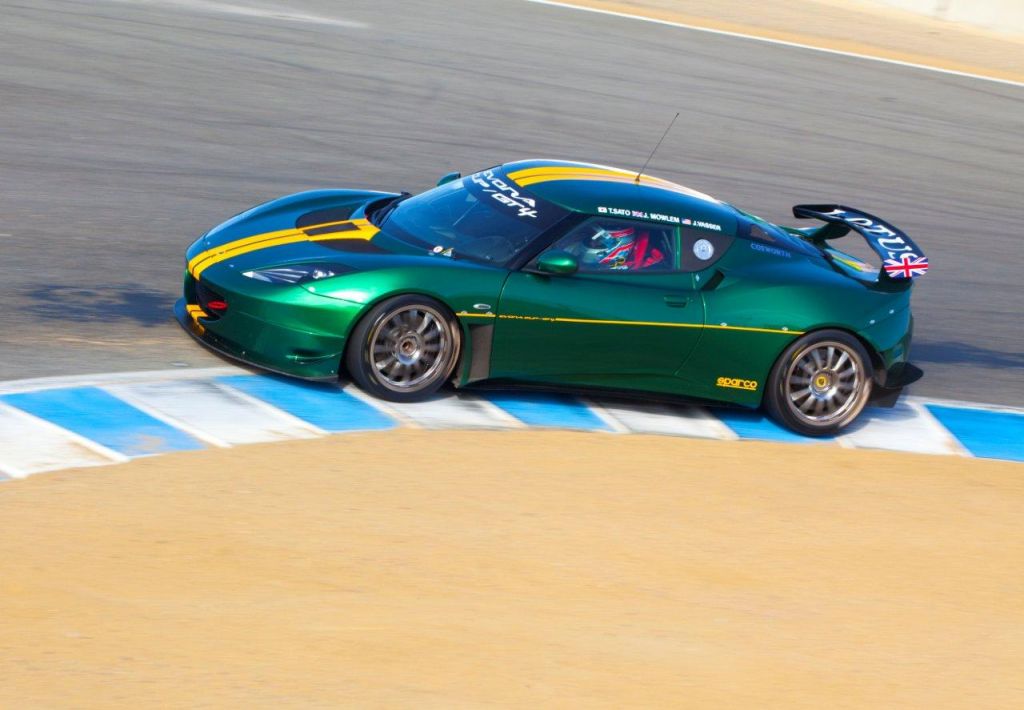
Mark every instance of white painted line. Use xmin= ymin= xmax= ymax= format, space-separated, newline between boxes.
xmin=592 ymin=400 xmax=738 ymax=440
xmin=1 ymin=367 xmax=1021 ymax=477
xmin=0 ymin=366 xmax=245 ymax=395
xmin=461 ymin=395 xmax=530 ymax=429
xmin=521 ymin=0 xmax=1024 ymax=89
xmin=383 ymin=393 xmax=528 ymax=430
xmin=208 ymin=382 xmax=328 ymax=440
xmin=338 ymin=385 xmax=422 ymax=429
xmin=0 ymin=462 xmax=25 ymax=479
xmin=581 ymin=399 xmax=632 ymax=434
xmin=838 ymin=399 xmax=968 ymax=456
xmin=0 ymin=403 xmax=127 ymax=478
xmin=906 ymin=395 xmax=1024 ymax=415
xmin=113 ymin=379 xmax=305 ymax=445
xmin=102 ymin=383 xmax=229 ymax=448
xmin=104 ymin=0 xmax=368 ymax=28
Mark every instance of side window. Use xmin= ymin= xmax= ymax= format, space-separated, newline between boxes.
xmin=543 ymin=218 xmax=675 ymax=273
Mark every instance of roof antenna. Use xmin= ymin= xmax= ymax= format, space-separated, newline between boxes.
xmin=635 ymin=112 xmax=680 ymax=184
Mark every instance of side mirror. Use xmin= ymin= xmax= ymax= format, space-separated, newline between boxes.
xmin=437 ymin=171 xmax=461 ymax=186
xmin=535 ymin=250 xmax=578 ymax=275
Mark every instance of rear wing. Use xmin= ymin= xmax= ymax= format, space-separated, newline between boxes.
xmin=792 ymin=204 xmax=928 ymax=281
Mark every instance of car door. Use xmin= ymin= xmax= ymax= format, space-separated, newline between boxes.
xmin=489 ymin=217 xmax=706 ymax=392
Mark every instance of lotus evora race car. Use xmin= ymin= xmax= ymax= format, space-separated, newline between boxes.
xmin=176 ymin=160 xmax=926 ymax=435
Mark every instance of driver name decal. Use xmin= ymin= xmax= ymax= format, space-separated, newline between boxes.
xmin=684 ymin=218 xmax=723 ymax=232
xmin=593 ymin=207 xmax=726 ymax=231
xmin=598 ymin=205 xmax=682 ymax=224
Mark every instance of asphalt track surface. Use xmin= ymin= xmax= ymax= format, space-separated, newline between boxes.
xmin=1 ymin=0 xmax=1021 ymax=406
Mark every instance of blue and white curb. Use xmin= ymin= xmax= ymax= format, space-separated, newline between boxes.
xmin=0 ymin=366 xmax=1021 ymax=479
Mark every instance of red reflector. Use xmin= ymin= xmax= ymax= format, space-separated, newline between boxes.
xmin=207 ymin=300 xmax=228 ymax=311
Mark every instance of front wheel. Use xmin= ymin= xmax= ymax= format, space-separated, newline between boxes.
xmin=764 ymin=329 xmax=873 ymax=437
xmin=345 ymin=295 xmax=461 ymax=402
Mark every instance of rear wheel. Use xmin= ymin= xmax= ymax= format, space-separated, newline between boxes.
xmin=345 ymin=295 xmax=460 ymax=402
xmin=764 ymin=329 xmax=873 ymax=436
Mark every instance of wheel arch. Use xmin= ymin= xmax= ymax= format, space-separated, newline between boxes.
xmin=337 ymin=289 xmax=464 ymax=381
xmin=793 ymin=324 xmax=883 ymax=371
xmin=762 ymin=325 xmax=877 ymax=435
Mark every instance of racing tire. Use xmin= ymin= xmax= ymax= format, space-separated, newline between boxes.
xmin=764 ymin=329 xmax=874 ymax=437
xmin=345 ymin=295 xmax=461 ymax=403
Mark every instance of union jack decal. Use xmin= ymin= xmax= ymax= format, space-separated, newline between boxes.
xmin=884 ymin=253 xmax=929 ymax=279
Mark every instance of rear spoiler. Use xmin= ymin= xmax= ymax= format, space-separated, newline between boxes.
xmin=792 ymin=204 xmax=928 ymax=281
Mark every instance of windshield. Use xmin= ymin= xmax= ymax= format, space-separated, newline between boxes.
xmin=382 ymin=169 xmax=569 ymax=267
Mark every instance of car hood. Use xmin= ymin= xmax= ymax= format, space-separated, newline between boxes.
xmin=198 ymin=189 xmax=395 ymax=250
xmin=185 ymin=189 xmax=419 ymax=278
xmin=185 ymin=189 xmax=510 ymax=299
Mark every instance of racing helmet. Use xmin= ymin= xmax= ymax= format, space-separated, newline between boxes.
xmin=580 ymin=226 xmax=636 ymax=269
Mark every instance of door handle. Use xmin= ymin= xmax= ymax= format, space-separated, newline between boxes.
xmin=663 ymin=294 xmax=689 ymax=307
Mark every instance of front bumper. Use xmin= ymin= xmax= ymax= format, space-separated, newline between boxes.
xmin=175 ymin=270 xmax=359 ymax=380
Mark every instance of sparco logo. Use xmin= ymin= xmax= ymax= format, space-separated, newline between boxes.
xmin=716 ymin=376 xmax=758 ymax=391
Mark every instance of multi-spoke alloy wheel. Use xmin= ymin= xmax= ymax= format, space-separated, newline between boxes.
xmin=765 ymin=330 xmax=873 ymax=436
xmin=346 ymin=296 xmax=460 ymax=402
xmin=369 ymin=305 xmax=451 ymax=392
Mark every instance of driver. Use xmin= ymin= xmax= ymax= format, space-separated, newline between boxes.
xmin=579 ymin=225 xmax=664 ymax=271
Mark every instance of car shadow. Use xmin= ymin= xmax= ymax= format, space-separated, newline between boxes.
xmin=24 ymin=284 xmax=174 ymax=327
xmin=911 ymin=340 xmax=1024 ymax=369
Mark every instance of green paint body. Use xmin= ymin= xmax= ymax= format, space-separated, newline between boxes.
xmin=175 ymin=160 xmax=918 ymax=409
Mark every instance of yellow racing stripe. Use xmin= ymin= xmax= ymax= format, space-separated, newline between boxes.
xmin=507 ymin=165 xmax=638 ymax=180
xmin=704 ymin=323 xmax=801 ymax=335
xmin=189 ymin=219 xmax=378 ymax=279
xmin=515 ymin=173 xmax=677 ymax=190
xmin=511 ymin=166 xmax=671 ymax=188
xmin=456 ymin=312 xmax=801 ymax=336
xmin=188 ymin=226 xmax=301 ymax=275
xmin=507 ymin=165 xmax=717 ymax=201
xmin=184 ymin=304 xmax=208 ymax=333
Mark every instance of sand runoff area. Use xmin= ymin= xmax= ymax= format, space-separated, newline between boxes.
xmin=2 ymin=430 xmax=1022 ymax=707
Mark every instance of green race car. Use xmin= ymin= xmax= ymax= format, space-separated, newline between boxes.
xmin=176 ymin=160 xmax=925 ymax=435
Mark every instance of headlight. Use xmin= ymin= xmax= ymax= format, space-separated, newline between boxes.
xmin=242 ymin=263 xmax=351 ymax=284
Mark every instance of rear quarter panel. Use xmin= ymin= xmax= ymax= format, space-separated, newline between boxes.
xmin=680 ymin=243 xmax=912 ymax=406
